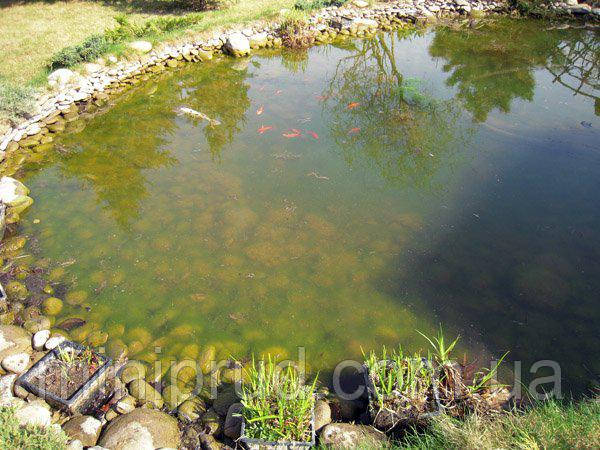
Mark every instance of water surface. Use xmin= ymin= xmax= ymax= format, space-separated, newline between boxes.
xmin=19 ymin=19 xmax=600 ymax=394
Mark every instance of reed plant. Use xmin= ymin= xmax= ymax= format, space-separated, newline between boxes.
xmin=240 ymin=356 xmax=317 ymax=443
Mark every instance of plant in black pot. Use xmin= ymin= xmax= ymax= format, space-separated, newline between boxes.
xmin=363 ymin=345 xmax=442 ymax=433
xmin=17 ymin=341 xmax=113 ymax=414
xmin=239 ymin=356 xmax=317 ymax=449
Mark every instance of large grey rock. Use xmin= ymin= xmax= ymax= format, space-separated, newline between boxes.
xmin=319 ymin=423 xmax=387 ymax=448
xmin=15 ymin=402 xmax=52 ymax=428
xmin=224 ymin=33 xmax=250 ymax=57
xmin=0 ymin=178 xmax=30 ymax=208
xmin=223 ymin=402 xmax=242 ymax=439
xmin=0 ymin=325 xmax=31 ymax=361
xmin=98 ymin=408 xmax=180 ymax=449
xmin=62 ymin=415 xmax=102 ymax=447
xmin=1 ymin=352 xmax=30 ymax=374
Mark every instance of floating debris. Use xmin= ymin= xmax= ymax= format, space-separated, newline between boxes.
xmin=256 ymin=106 xmax=264 ymax=115
xmin=307 ymin=171 xmax=330 ymax=181
xmin=273 ymin=152 xmax=300 ymax=161
xmin=175 ymin=106 xmax=221 ymax=126
xmin=283 ymin=129 xmax=302 ymax=138
xmin=347 ymin=102 xmax=361 ymax=110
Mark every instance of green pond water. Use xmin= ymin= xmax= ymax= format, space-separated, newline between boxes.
xmin=16 ymin=19 xmax=600 ymax=393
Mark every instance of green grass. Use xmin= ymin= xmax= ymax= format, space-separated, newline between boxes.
xmin=240 ymin=356 xmax=317 ymax=443
xmin=402 ymin=398 xmax=600 ymax=449
xmin=0 ymin=406 xmax=68 ymax=450
xmin=0 ymin=76 xmax=35 ymax=125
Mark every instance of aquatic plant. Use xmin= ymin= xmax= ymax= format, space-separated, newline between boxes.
xmin=363 ymin=345 xmax=436 ymax=431
xmin=417 ymin=326 xmax=459 ymax=365
xmin=240 ymin=356 xmax=317 ymax=443
xmin=279 ymin=11 xmax=315 ymax=49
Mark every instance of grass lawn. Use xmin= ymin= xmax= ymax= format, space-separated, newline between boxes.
xmin=402 ymin=398 xmax=600 ymax=449
xmin=0 ymin=1 xmax=155 ymax=86
xmin=0 ymin=0 xmax=296 ymax=87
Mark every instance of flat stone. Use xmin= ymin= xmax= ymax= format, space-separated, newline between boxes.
xmin=83 ymin=63 xmax=103 ymax=74
xmin=98 ymin=408 xmax=180 ymax=449
xmin=62 ymin=415 xmax=102 ymax=447
xmin=48 ymin=69 xmax=75 ymax=89
xmin=129 ymin=41 xmax=153 ymax=53
xmin=319 ymin=423 xmax=387 ymax=448
xmin=0 ymin=178 xmax=30 ymax=207
xmin=1 ymin=352 xmax=29 ymax=374
xmin=15 ymin=402 xmax=52 ymax=428
xmin=45 ymin=335 xmax=66 ymax=350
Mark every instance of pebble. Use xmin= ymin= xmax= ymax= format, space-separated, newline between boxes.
xmin=33 ymin=329 xmax=51 ymax=350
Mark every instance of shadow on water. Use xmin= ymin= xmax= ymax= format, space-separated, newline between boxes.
xmin=367 ymin=21 xmax=600 ymax=396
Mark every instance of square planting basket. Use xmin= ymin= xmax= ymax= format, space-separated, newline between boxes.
xmin=16 ymin=340 xmax=113 ymax=414
xmin=239 ymin=402 xmax=316 ymax=449
xmin=362 ymin=358 xmax=443 ymax=432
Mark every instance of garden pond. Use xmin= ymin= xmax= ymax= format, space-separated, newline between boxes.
xmin=12 ymin=18 xmax=600 ymax=394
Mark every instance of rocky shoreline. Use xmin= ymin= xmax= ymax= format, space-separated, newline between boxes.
xmin=0 ymin=0 xmax=598 ymax=448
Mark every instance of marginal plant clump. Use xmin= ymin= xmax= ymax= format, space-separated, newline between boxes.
xmin=279 ymin=13 xmax=316 ymax=49
xmin=240 ymin=356 xmax=317 ymax=443
xmin=419 ymin=327 xmax=511 ymax=418
xmin=364 ymin=345 xmax=438 ymax=432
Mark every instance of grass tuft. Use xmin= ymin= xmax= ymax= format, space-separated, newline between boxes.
xmin=240 ymin=356 xmax=317 ymax=443
xmin=0 ymin=76 xmax=36 ymax=124
xmin=402 ymin=398 xmax=600 ymax=449
xmin=0 ymin=406 xmax=69 ymax=450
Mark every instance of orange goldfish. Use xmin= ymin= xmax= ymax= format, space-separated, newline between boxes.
xmin=258 ymin=125 xmax=273 ymax=134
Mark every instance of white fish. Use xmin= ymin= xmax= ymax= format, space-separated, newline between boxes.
xmin=176 ymin=107 xmax=221 ymax=126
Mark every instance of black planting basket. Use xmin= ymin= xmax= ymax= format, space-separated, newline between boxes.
xmin=239 ymin=400 xmax=316 ymax=449
xmin=362 ymin=358 xmax=442 ymax=431
xmin=16 ymin=340 xmax=113 ymax=414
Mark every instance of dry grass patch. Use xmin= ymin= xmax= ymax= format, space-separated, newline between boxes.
xmin=0 ymin=1 xmax=153 ymax=85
